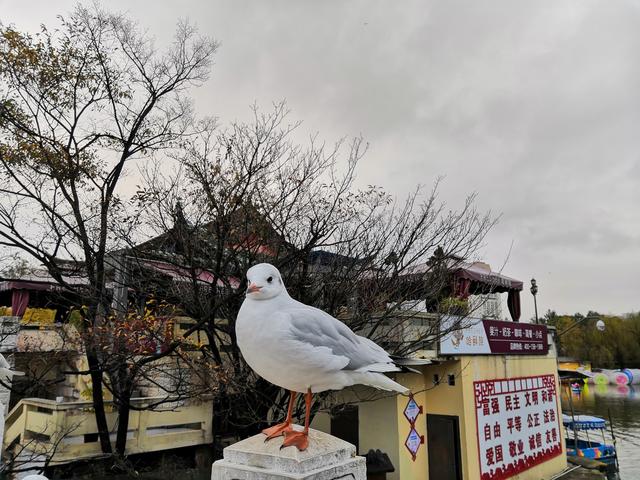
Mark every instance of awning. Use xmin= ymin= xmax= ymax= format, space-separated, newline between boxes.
xmin=562 ymin=414 xmax=606 ymax=431
xmin=0 ymin=271 xmax=88 ymax=292
xmin=0 ymin=281 xmax=65 ymax=292
xmin=453 ymin=262 xmax=523 ymax=293
xmin=558 ymin=369 xmax=593 ymax=380
xmin=453 ymin=262 xmax=523 ymax=322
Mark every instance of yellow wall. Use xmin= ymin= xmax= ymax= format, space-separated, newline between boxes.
xmin=407 ymin=362 xmax=472 ymax=479
xmin=394 ymin=373 xmax=427 ymax=480
xmin=311 ymin=387 xmax=403 ymax=480
xmin=362 ymin=390 xmax=401 ymax=477
xmin=314 ymin=352 xmax=566 ymax=480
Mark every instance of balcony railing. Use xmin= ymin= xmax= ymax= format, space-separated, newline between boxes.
xmin=3 ymin=396 xmax=213 ymax=465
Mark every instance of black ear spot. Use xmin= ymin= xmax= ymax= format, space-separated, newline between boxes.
xmin=267 ymin=276 xmax=273 ymax=283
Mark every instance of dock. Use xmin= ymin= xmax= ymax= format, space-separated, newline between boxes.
xmin=558 ymin=467 xmax=606 ymax=479
xmin=551 ymin=457 xmax=613 ymax=479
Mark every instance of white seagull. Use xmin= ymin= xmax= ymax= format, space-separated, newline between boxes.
xmin=236 ymin=263 xmax=409 ymax=451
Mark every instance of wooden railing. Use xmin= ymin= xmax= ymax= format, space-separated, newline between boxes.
xmin=3 ymin=396 xmax=213 ymax=465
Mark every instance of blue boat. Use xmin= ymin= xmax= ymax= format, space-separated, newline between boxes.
xmin=562 ymin=414 xmax=617 ymax=465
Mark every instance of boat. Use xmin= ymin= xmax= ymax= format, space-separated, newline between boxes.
xmin=562 ymin=414 xmax=618 ymax=466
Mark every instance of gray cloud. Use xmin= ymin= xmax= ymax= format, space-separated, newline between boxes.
xmin=3 ymin=0 xmax=639 ymax=319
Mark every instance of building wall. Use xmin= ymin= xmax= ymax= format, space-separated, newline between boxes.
xmin=314 ymin=351 xmax=565 ymax=480
xmin=311 ymin=387 xmax=402 ymax=479
xmin=362 ymin=390 xmax=401 ymax=478
xmin=403 ymin=361 xmax=472 ymax=480
xmin=393 ymin=372 xmax=428 ymax=480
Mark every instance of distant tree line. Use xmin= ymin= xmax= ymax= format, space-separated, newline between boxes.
xmin=542 ymin=310 xmax=640 ymax=369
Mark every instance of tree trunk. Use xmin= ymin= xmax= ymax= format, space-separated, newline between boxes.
xmin=112 ymin=329 xmax=133 ymax=456
xmin=115 ymin=396 xmax=131 ymax=456
xmin=86 ymin=348 xmax=113 ymax=454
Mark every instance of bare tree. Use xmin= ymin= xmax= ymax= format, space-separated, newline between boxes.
xmin=135 ymin=102 xmax=496 ymax=436
xmin=0 ymin=4 xmax=218 ymax=456
xmin=1 ymin=3 xmax=499 ymax=460
xmin=0 ymin=252 xmax=31 ymax=279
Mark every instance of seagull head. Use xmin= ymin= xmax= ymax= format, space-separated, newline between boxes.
xmin=245 ymin=263 xmax=286 ymax=300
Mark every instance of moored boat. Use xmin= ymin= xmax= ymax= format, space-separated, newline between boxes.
xmin=562 ymin=414 xmax=617 ymax=466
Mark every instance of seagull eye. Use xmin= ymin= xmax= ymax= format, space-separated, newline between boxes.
xmin=267 ymin=276 xmax=273 ymax=283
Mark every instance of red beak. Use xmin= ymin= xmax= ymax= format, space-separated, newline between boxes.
xmin=247 ymin=283 xmax=261 ymax=294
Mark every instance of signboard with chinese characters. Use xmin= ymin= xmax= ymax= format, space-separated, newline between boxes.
xmin=474 ymin=374 xmax=562 ymax=480
xmin=403 ymin=396 xmax=422 ymax=423
xmin=404 ymin=427 xmax=424 ymax=461
xmin=483 ymin=319 xmax=548 ymax=355
xmin=403 ymin=394 xmax=424 ymax=461
xmin=440 ymin=316 xmax=548 ymax=355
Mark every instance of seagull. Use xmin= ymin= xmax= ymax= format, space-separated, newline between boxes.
xmin=236 ymin=263 xmax=409 ymax=451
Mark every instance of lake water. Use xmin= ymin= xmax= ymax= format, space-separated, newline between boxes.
xmin=561 ymin=383 xmax=640 ymax=479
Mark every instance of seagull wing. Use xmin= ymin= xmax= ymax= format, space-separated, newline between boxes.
xmin=281 ymin=305 xmax=398 ymax=373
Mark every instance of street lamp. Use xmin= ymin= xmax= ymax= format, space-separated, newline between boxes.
xmin=530 ymin=278 xmax=539 ymax=324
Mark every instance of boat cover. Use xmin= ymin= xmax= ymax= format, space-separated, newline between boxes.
xmin=562 ymin=414 xmax=606 ymax=430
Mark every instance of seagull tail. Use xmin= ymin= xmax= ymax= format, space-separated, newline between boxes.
xmin=352 ymin=371 xmax=410 ymax=394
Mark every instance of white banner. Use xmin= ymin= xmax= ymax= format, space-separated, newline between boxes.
xmin=474 ymin=375 xmax=563 ymax=480
xmin=440 ymin=315 xmax=490 ymax=354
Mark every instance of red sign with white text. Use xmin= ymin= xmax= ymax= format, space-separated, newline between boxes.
xmin=474 ymin=375 xmax=562 ymax=480
xmin=440 ymin=317 xmax=548 ymax=355
xmin=483 ymin=319 xmax=548 ymax=355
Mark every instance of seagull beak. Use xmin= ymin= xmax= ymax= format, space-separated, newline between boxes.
xmin=246 ymin=283 xmax=262 ymax=294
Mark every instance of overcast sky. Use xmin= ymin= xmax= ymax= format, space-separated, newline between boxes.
xmin=2 ymin=0 xmax=639 ymax=321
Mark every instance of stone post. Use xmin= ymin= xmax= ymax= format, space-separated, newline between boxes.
xmin=211 ymin=426 xmax=366 ymax=480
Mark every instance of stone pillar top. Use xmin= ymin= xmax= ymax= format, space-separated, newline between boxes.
xmin=212 ymin=426 xmax=365 ymax=480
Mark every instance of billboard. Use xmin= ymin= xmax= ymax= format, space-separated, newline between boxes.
xmin=440 ymin=316 xmax=548 ymax=355
xmin=474 ymin=374 xmax=563 ymax=480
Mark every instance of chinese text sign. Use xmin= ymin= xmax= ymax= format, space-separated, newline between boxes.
xmin=474 ymin=375 xmax=562 ymax=480
xmin=440 ymin=317 xmax=548 ymax=355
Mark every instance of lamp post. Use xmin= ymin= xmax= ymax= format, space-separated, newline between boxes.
xmin=530 ymin=278 xmax=539 ymax=324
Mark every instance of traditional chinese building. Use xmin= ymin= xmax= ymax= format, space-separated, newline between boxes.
xmin=312 ymin=269 xmax=566 ymax=480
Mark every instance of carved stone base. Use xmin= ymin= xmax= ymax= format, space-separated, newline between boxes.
xmin=211 ymin=426 xmax=366 ymax=480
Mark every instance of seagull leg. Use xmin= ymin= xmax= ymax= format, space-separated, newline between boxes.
xmin=262 ymin=390 xmax=297 ymax=440
xmin=282 ymin=388 xmax=311 ymax=451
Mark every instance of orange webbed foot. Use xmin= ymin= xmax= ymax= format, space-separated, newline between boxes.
xmin=281 ymin=430 xmax=309 ymax=451
xmin=262 ymin=422 xmax=294 ymax=440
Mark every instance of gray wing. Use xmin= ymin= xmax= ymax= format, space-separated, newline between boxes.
xmin=283 ymin=305 xmax=398 ymax=372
